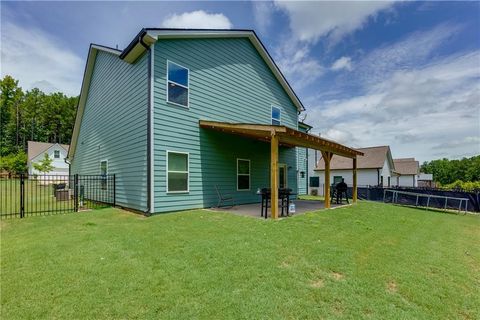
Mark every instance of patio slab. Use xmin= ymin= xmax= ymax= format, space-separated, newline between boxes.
xmin=209 ymin=199 xmax=346 ymax=218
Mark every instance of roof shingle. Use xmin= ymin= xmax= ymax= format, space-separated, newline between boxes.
xmin=27 ymin=141 xmax=69 ymax=161
xmin=315 ymin=146 xmax=390 ymax=170
xmin=393 ymin=158 xmax=419 ymax=175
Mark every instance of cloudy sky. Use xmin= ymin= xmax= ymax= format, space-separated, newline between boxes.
xmin=1 ymin=1 xmax=479 ymax=162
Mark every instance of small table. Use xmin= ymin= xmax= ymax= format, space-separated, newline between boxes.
xmin=259 ymin=188 xmax=296 ymax=219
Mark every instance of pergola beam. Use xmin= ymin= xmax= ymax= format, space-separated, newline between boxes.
xmin=353 ymin=157 xmax=358 ymax=203
xmin=322 ymin=151 xmax=333 ymax=209
xmin=271 ymin=132 xmax=279 ymax=219
xmin=199 ymin=120 xmax=363 ymax=159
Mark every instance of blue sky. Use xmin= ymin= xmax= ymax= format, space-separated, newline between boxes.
xmin=1 ymin=1 xmax=479 ymax=161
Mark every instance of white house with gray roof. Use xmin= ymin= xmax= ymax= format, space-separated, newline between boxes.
xmin=27 ymin=141 xmax=69 ymax=176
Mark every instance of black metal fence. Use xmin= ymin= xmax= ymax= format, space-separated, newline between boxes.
xmin=347 ymin=186 xmax=479 ymax=212
xmin=0 ymin=174 xmax=115 ymax=219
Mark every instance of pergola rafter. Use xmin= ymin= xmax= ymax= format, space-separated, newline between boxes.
xmin=199 ymin=120 xmax=364 ymax=218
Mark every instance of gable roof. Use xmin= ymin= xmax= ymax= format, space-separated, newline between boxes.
xmin=68 ymin=28 xmax=306 ymax=161
xmin=315 ymin=146 xmax=393 ymax=170
xmin=28 ymin=141 xmax=69 ymax=161
xmin=393 ymin=158 xmax=419 ymax=175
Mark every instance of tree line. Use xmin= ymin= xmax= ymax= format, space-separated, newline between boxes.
xmin=0 ymin=75 xmax=78 ymax=173
xmin=421 ymin=155 xmax=480 ymax=189
xmin=0 ymin=75 xmax=78 ymax=156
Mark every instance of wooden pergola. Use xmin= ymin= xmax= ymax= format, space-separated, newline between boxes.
xmin=200 ymin=120 xmax=364 ymax=219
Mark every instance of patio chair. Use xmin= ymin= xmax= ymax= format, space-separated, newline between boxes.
xmin=215 ymin=185 xmax=235 ymax=208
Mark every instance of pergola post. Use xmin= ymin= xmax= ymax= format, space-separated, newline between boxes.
xmin=353 ymin=157 xmax=358 ymax=203
xmin=322 ymin=151 xmax=333 ymax=208
xmin=270 ymin=132 xmax=279 ymax=219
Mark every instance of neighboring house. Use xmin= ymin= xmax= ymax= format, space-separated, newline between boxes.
xmin=28 ymin=141 xmax=69 ymax=176
xmin=418 ymin=173 xmax=435 ymax=188
xmin=393 ymin=158 xmax=420 ymax=187
xmin=68 ymin=28 xmax=361 ymax=214
xmin=312 ymin=146 xmax=395 ymax=193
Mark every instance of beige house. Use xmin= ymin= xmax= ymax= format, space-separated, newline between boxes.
xmin=311 ymin=146 xmax=395 ymax=193
xmin=392 ymin=158 xmax=420 ymax=187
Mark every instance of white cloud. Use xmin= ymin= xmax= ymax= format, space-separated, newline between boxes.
xmin=306 ymin=30 xmax=480 ymax=162
xmin=351 ymin=23 xmax=462 ymax=86
xmin=161 ymin=10 xmax=232 ymax=29
xmin=253 ymin=2 xmax=274 ymax=34
xmin=275 ymin=42 xmax=324 ymax=89
xmin=331 ymin=56 xmax=352 ymax=71
xmin=322 ymin=128 xmax=358 ymax=145
xmin=271 ymin=1 xmax=395 ymax=90
xmin=0 ymin=22 xmax=84 ymax=96
xmin=274 ymin=1 xmax=394 ymax=43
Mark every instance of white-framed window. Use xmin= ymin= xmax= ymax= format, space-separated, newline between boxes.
xmin=100 ymin=160 xmax=108 ymax=175
xmin=271 ymin=106 xmax=281 ymax=125
xmin=237 ymin=159 xmax=250 ymax=191
xmin=167 ymin=60 xmax=189 ymax=108
xmin=167 ymin=151 xmax=189 ymax=193
xmin=100 ymin=160 xmax=108 ymax=190
xmin=54 ymin=150 xmax=60 ymax=159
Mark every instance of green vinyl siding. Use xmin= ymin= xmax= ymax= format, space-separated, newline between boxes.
xmin=296 ymin=124 xmax=309 ymax=195
xmin=297 ymin=147 xmax=308 ymax=195
xmin=152 ymin=38 xmax=298 ymax=213
xmin=71 ymin=51 xmax=148 ymax=212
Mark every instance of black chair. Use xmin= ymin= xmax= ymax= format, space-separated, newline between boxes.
xmin=215 ymin=185 xmax=235 ymax=208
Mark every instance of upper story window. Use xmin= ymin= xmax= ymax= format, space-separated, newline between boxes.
xmin=271 ymin=106 xmax=281 ymax=125
xmin=54 ymin=150 xmax=60 ymax=159
xmin=167 ymin=61 xmax=189 ymax=108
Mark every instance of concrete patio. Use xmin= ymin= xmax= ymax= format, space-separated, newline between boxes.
xmin=209 ymin=199 xmax=346 ymax=218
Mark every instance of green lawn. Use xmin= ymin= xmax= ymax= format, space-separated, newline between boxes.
xmin=0 ymin=179 xmax=69 ymax=216
xmin=1 ymin=202 xmax=479 ymax=319
xmin=298 ymin=194 xmax=325 ymax=201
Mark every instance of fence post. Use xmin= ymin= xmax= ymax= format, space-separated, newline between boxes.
xmin=74 ymin=174 xmax=79 ymax=212
xmin=20 ymin=174 xmax=25 ymax=218
xmin=113 ymin=174 xmax=116 ymax=207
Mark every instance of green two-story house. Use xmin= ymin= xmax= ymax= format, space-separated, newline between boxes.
xmin=68 ymin=29 xmax=361 ymax=217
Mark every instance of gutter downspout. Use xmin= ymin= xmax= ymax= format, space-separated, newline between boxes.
xmin=146 ymin=44 xmax=154 ymax=215
xmin=64 ymin=158 xmax=71 ymax=176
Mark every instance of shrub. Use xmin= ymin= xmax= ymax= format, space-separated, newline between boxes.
xmin=0 ymin=152 xmax=27 ymax=174
xmin=441 ymin=180 xmax=480 ymax=192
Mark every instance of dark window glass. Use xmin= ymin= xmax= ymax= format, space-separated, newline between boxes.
xmin=271 ymin=106 xmax=281 ymax=125
xmin=237 ymin=175 xmax=250 ymax=191
xmin=168 ymin=62 xmax=188 ymax=87
xmin=168 ymin=83 xmax=188 ymax=107
xmin=237 ymin=159 xmax=250 ymax=190
xmin=168 ymin=153 xmax=188 ymax=172
xmin=168 ymin=172 xmax=188 ymax=192
xmin=309 ymin=176 xmax=320 ymax=187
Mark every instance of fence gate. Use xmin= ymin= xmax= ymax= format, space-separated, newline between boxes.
xmin=0 ymin=174 xmax=115 ymax=219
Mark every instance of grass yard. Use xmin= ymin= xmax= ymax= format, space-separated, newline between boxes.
xmin=1 ymin=202 xmax=479 ymax=319
xmin=0 ymin=178 xmax=110 ymax=218
xmin=0 ymin=179 xmax=70 ymax=216
xmin=298 ymin=194 xmax=325 ymax=201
